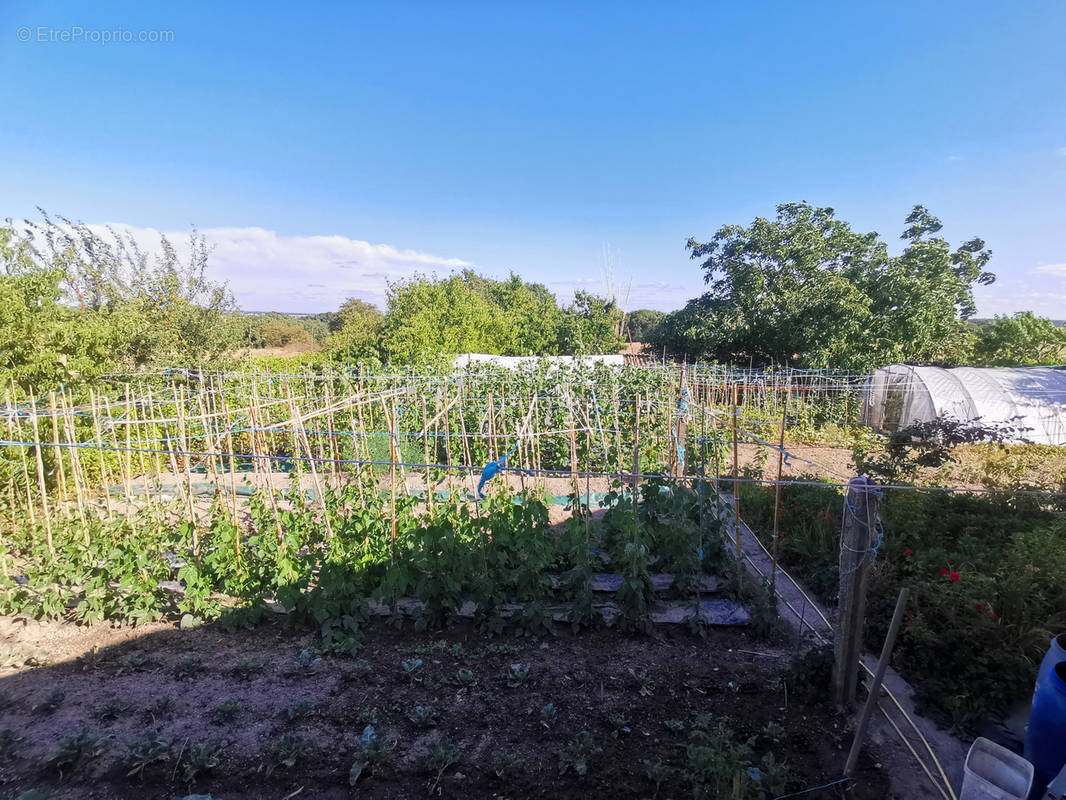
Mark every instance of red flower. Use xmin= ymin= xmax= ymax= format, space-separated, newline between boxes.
xmin=906 ymin=610 xmax=915 ymax=618
xmin=905 ymin=549 xmax=914 ymax=556
xmin=949 ymin=572 xmax=960 ymax=582
xmin=939 ymin=568 xmax=949 ymax=576
xmin=988 ymin=612 xmax=996 ymax=619
xmin=974 ymin=603 xmax=983 ymax=612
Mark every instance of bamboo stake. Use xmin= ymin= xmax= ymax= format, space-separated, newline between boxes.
xmin=732 ymin=383 xmax=742 ymax=594
xmin=173 ymin=383 xmax=198 ymax=530
xmin=631 ymin=399 xmax=641 ymax=545
xmin=7 ymin=388 xmax=37 ymax=525
xmin=251 ymin=383 xmax=285 ymax=546
xmin=60 ymin=391 xmax=87 ymax=532
xmin=142 ymin=383 xmax=164 ymax=499
xmin=27 ymin=392 xmax=54 ymax=554
xmin=219 ymin=389 xmax=240 ymax=523
xmin=285 ymin=382 xmax=333 ymax=538
xmin=47 ymin=392 xmax=67 ymax=501
xmin=101 ymin=395 xmax=133 ymax=511
xmin=567 ymin=389 xmax=579 ymax=502
xmin=196 ymin=391 xmax=224 ymax=513
xmin=127 ymin=388 xmax=147 ymax=493
xmin=389 ymin=395 xmax=398 ymax=564
xmin=88 ymin=388 xmax=114 ymax=520
xmin=421 ymin=393 xmax=433 ymax=514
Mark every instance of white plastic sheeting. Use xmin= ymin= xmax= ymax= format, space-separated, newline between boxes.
xmin=862 ymin=365 xmax=1066 ymax=445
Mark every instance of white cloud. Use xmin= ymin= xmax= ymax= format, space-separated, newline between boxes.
xmin=1035 ymin=263 xmax=1066 ymax=278
xmin=945 ymin=155 xmax=964 ymax=162
xmin=86 ymin=224 xmax=471 ymax=312
xmin=1056 ymin=146 xmax=1066 ymax=158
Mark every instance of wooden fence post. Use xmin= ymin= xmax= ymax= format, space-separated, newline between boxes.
xmin=834 ymin=476 xmax=882 ymax=709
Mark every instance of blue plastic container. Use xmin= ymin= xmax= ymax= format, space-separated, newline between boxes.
xmin=1035 ymin=634 xmax=1066 ymax=689
xmin=1025 ymin=635 xmax=1066 ymax=796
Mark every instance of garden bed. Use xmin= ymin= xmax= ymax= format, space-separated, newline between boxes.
xmin=0 ymin=615 xmax=891 ymax=800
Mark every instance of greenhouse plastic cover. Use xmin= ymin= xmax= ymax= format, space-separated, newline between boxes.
xmin=863 ymin=365 xmax=1066 ymax=445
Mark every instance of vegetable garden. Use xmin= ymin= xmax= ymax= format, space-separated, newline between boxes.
xmin=0 ymin=362 xmax=1062 ymax=798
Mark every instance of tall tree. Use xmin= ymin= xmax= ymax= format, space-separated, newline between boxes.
xmin=671 ymin=203 xmax=995 ymax=370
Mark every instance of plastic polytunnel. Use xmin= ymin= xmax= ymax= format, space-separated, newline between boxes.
xmin=862 ymin=365 xmax=1066 ymax=445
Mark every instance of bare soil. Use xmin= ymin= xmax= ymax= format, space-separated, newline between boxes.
xmin=0 ymin=615 xmax=893 ymax=800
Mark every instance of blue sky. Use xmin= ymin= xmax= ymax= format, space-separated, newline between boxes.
xmin=2 ymin=1 xmax=1064 ymax=315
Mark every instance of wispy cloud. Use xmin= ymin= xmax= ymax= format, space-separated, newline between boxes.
xmin=945 ymin=155 xmax=964 ymax=162
xmin=1035 ymin=263 xmax=1066 ymax=278
xmin=86 ymin=224 xmax=470 ymax=312
xmin=1056 ymin=146 xmax=1066 ymax=158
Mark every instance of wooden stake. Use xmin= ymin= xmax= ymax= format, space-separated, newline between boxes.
xmin=844 ymin=587 xmax=910 ymax=776
xmin=770 ymin=384 xmax=789 ymax=592
xmin=834 ymin=476 xmax=881 ymax=709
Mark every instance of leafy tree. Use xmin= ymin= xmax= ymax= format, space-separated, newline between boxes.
xmin=379 ymin=271 xmax=571 ymax=363
xmin=7 ymin=212 xmax=239 ymax=368
xmin=625 ymin=309 xmax=666 ymax=342
xmin=673 ymin=202 xmax=995 ymax=370
xmin=970 ymin=313 xmax=1065 ymax=367
xmin=0 ymin=268 xmax=114 ymax=392
xmin=259 ymin=319 xmax=313 ymax=347
xmin=328 ymin=299 xmax=385 ymax=362
xmin=556 ymin=291 xmax=624 ymax=355
xmin=379 ymin=273 xmax=503 ymax=364
xmin=488 ymin=273 xmax=562 ymax=356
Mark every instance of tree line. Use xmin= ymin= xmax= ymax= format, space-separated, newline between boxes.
xmin=2 ymin=204 xmax=1062 ymax=394
xmin=0 ymin=214 xmax=625 ymax=392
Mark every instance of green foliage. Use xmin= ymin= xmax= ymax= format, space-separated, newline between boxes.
xmin=257 ymin=318 xmax=313 ymax=347
xmin=656 ymin=202 xmax=994 ymax=369
xmin=126 ymin=732 xmax=171 ymax=778
xmin=425 ymin=737 xmax=459 ymax=790
xmin=1 ymin=214 xmax=239 ymax=390
xmin=378 ymin=270 xmax=621 ymax=363
xmin=47 ymin=730 xmax=106 ymax=778
xmin=557 ymin=290 xmax=625 ymax=356
xmin=327 ymin=299 xmax=385 ymax=362
xmin=349 ymin=725 xmax=385 ymax=785
xmin=180 ymin=741 xmax=222 ymax=784
xmin=271 ymin=733 xmax=307 ymax=769
xmin=558 ymin=731 xmax=601 ymax=776
xmin=743 ymin=471 xmax=1066 ymax=727
xmin=971 ymin=312 xmax=1065 ymax=367
xmin=626 ymin=308 xmax=667 ymax=342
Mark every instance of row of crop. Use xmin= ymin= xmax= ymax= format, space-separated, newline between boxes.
xmin=739 ymin=476 xmax=1066 ymax=729
xmin=0 ymin=476 xmax=734 ymax=642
